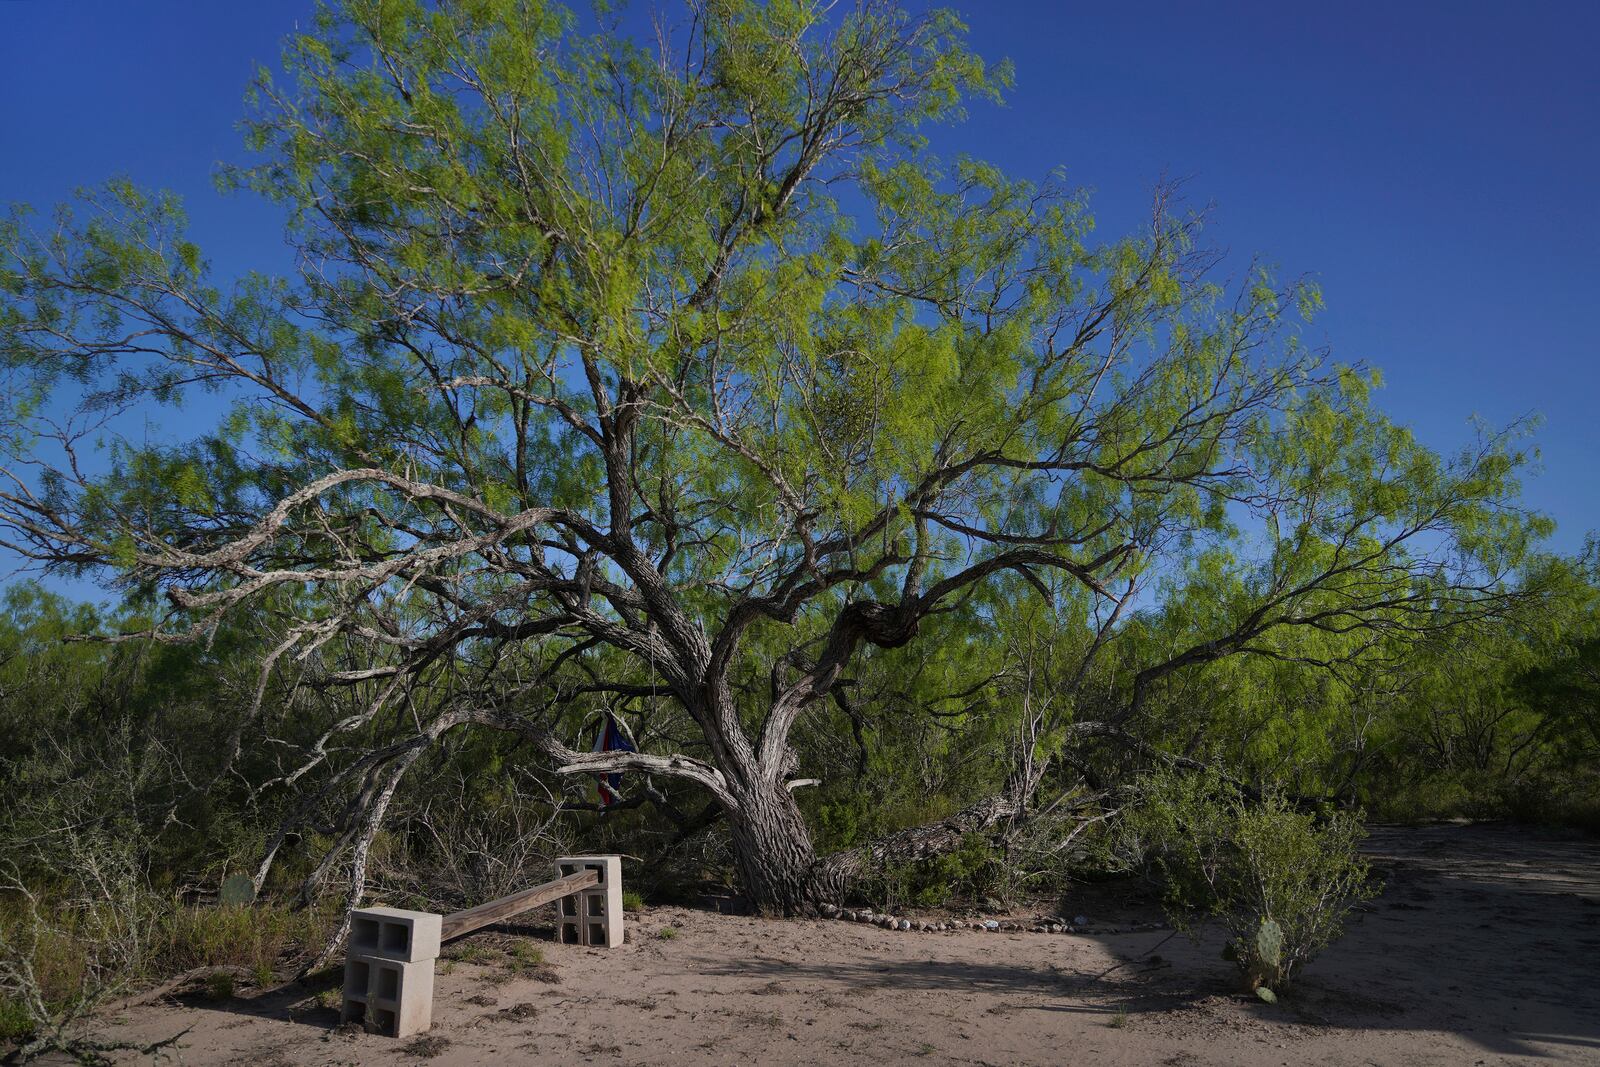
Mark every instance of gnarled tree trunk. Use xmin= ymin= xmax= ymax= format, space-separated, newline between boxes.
xmin=816 ymin=770 xmax=1042 ymax=891
xmin=727 ymin=779 xmax=832 ymax=914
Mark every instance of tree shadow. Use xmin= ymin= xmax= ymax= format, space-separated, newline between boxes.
xmin=694 ymin=824 xmax=1600 ymax=1061
xmin=701 ymin=949 xmax=1215 ymax=1019
xmin=161 ymin=967 xmax=343 ymax=1032
xmin=173 ymin=920 xmax=562 ymax=1034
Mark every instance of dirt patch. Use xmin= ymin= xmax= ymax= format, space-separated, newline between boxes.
xmin=92 ymin=824 xmax=1600 ymax=1065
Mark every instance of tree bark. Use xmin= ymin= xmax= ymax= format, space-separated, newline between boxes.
xmin=726 ymin=779 xmax=834 ymax=914
xmin=817 ymin=777 xmax=1038 ymax=890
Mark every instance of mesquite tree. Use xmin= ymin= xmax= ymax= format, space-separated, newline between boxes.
xmin=0 ymin=0 xmax=1535 ymax=912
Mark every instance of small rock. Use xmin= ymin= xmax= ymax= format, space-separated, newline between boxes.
xmin=899 ymin=919 xmax=912 ymax=931
xmin=983 ymin=920 xmax=1000 ymax=931
xmin=1048 ymin=924 xmax=1063 ymax=933
xmin=1073 ymin=915 xmax=1089 ymax=927
xmin=856 ymin=912 xmax=872 ymax=923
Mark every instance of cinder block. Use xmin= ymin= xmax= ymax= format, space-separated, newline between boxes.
xmin=554 ymin=855 xmax=623 ymax=948
xmin=347 ymin=906 xmax=441 ymax=963
xmin=341 ymin=954 xmax=435 ymax=1038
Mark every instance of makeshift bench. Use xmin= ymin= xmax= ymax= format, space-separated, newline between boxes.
xmin=341 ymin=855 xmax=622 ymax=1037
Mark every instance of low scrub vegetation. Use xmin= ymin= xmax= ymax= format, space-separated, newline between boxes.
xmin=1124 ymin=772 xmax=1379 ymax=995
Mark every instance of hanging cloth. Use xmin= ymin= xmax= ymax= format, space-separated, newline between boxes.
xmin=591 ymin=712 xmax=636 ymax=806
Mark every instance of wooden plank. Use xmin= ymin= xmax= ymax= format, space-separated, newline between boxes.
xmin=440 ymin=869 xmax=600 ymax=941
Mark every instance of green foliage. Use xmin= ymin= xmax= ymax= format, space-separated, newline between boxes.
xmin=0 ymin=996 xmax=31 ymax=1043
xmin=157 ymin=904 xmax=329 ymax=977
xmin=864 ymin=834 xmax=1003 ymax=910
xmin=508 ymin=942 xmax=544 ymax=966
xmin=500 ymin=940 xmax=551 ymax=979
xmin=0 ymin=0 xmax=1576 ymax=954
xmin=1125 ymin=771 xmax=1378 ymax=991
xmin=0 ymin=893 xmax=332 ymax=1038
xmin=448 ymin=944 xmax=499 ymax=965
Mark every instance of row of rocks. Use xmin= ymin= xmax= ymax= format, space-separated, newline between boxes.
xmin=817 ymin=902 xmax=1162 ymax=936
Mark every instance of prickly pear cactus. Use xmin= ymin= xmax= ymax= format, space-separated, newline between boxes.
xmin=1249 ymin=917 xmax=1285 ymax=990
xmin=219 ymin=873 xmax=255 ymax=907
xmin=1254 ymin=917 xmax=1283 ymax=968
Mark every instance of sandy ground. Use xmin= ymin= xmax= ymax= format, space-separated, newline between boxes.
xmin=93 ymin=823 xmax=1600 ymax=1066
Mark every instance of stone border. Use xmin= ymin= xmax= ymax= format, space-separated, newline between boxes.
xmin=817 ymin=902 xmax=1165 ymax=936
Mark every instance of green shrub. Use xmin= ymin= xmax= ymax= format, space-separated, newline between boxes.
xmin=0 ymin=996 xmax=33 ymax=1044
xmin=0 ymin=888 xmax=332 ymax=1060
xmin=1125 ymin=771 xmax=1378 ymax=993
xmin=865 ymin=833 xmax=1003 ymax=910
xmin=500 ymin=941 xmax=549 ymax=978
xmin=205 ymin=971 xmax=235 ymax=1000
xmin=156 ymin=902 xmax=328 ymax=979
xmin=621 ymin=890 xmax=646 ymax=913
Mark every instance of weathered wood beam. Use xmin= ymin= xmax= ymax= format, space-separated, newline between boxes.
xmin=440 ymin=869 xmax=600 ymax=941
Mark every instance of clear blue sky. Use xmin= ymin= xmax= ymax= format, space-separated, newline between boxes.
xmin=2 ymin=0 xmax=1597 ymax=569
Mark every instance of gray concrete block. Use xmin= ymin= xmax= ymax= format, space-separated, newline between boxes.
xmin=554 ymin=855 xmax=624 ymax=948
xmin=341 ymin=954 xmax=435 ymax=1038
xmin=347 ymin=906 xmax=441 ymax=963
